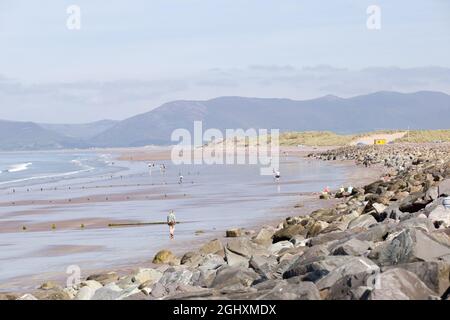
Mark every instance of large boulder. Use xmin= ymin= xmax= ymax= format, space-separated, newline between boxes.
xmin=199 ymin=239 xmax=224 ymax=255
xmin=272 ymin=224 xmax=305 ymax=243
xmin=132 ymin=268 xmax=163 ymax=285
xmin=348 ymin=214 xmax=377 ymax=230
xmin=158 ymin=268 xmax=194 ymax=287
xmin=74 ymin=286 xmax=96 ymax=300
xmin=283 ymin=255 xmax=355 ymax=280
xmin=373 ymin=228 xmax=450 ymax=266
xmin=428 ymin=206 xmax=450 ymax=228
xmin=210 ymin=266 xmax=259 ymax=290
xmin=331 ymin=238 xmax=372 ymax=256
xmin=384 ymin=261 xmax=450 ymax=296
xmin=268 ymin=240 xmax=293 ymax=255
xmin=91 ymin=283 xmax=123 ymax=300
xmin=180 ymin=251 xmax=204 ymax=267
xmin=86 ymin=272 xmax=119 ymax=285
xmin=249 ymin=255 xmax=278 ymax=280
xmin=226 ymin=238 xmax=268 ymax=258
xmin=253 ymin=227 xmax=276 ymax=245
xmin=315 ymin=257 xmax=379 ymax=290
xmin=224 ymin=247 xmax=249 ymax=268
xmin=152 ymin=250 xmax=178 ymax=265
xmin=367 ymin=268 xmax=437 ymax=300
xmin=257 ymin=279 xmax=321 ymax=300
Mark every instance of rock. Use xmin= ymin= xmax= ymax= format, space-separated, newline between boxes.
xmin=180 ymin=251 xmax=204 ymax=267
xmin=331 ymin=238 xmax=372 ymax=256
xmin=224 ymin=247 xmax=249 ymax=268
xmin=348 ymin=214 xmax=377 ymax=230
xmin=272 ymin=224 xmax=305 ymax=243
xmin=39 ymin=281 xmax=60 ymax=290
xmin=199 ymin=239 xmax=223 ymax=255
xmin=91 ymin=283 xmax=123 ymax=300
xmin=63 ymin=287 xmax=77 ymax=299
xmin=375 ymin=228 xmax=450 ymax=266
xmin=210 ymin=266 xmax=259 ymax=290
xmin=158 ymin=268 xmax=194 ymax=287
xmin=368 ymin=268 xmax=437 ymax=300
xmin=199 ymin=253 xmax=225 ymax=270
xmin=253 ymin=227 xmax=275 ymax=245
xmin=290 ymin=235 xmax=307 ymax=246
xmin=16 ymin=294 xmax=38 ymax=300
xmin=74 ymin=286 xmax=95 ymax=300
xmin=132 ymin=268 xmax=163 ymax=285
xmin=191 ymin=268 xmax=217 ymax=287
xmin=326 ymin=271 xmax=378 ymax=300
xmin=86 ymin=272 xmax=119 ymax=285
xmin=150 ymin=282 xmax=167 ymax=298
xmin=372 ymin=203 xmax=387 ymax=214
xmin=307 ymin=220 xmax=329 ymax=238
xmin=385 ymin=261 xmax=450 ymax=296
xmin=398 ymin=217 xmax=436 ymax=233
xmin=81 ymin=280 xmax=103 ymax=291
xmin=226 ymin=228 xmax=242 ymax=237
xmin=33 ymin=288 xmax=72 ymax=300
xmin=355 ymin=222 xmax=393 ymax=242
xmin=268 ymin=240 xmax=293 ymax=255
xmin=258 ymin=279 xmax=321 ymax=300
xmin=226 ymin=238 xmax=268 ymax=258
xmin=315 ymin=257 xmax=379 ymax=290
xmin=438 ymin=178 xmax=450 ymax=196
xmin=283 ymin=255 xmax=354 ymax=279
xmin=152 ymin=250 xmax=177 ymax=264
xmin=0 ymin=293 xmax=19 ymax=300
xmin=249 ymin=255 xmax=278 ymax=280
xmin=428 ymin=206 xmax=450 ymax=228
xmin=308 ymin=230 xmax=356 ymax=247
xmin=116 ymin=285 xmax=140 ymax=300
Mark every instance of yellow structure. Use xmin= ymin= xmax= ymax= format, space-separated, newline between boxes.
xmin=374 ymin=139 xmax=386 ymax=145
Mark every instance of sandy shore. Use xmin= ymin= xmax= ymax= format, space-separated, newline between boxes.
xmin=0 ymin=145 xmax=382 ymax=293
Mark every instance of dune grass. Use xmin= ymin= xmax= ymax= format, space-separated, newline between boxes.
xmin=395 ymin=129 xmax=450 ymax=143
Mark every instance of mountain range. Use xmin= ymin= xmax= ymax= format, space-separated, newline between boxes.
xmin=0 ymin=91 xmax=449 ymax=150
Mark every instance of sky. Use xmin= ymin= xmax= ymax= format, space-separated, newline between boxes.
xmin=0 ymin=0 xmax=449 ymax=123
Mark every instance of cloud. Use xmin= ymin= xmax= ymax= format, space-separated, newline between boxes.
xmin=1 ymin=65 xmax=450 ymax=123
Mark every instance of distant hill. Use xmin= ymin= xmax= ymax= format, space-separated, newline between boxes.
xmin=90 ymin=91 xmax=450 ymax=147
xmin=0 ymin=91 xmax=449 ymax=150
xmin=0 ymin=120 xmax=86 ymax=150
xmin=39 ymin=120 xmax=119 ymax=139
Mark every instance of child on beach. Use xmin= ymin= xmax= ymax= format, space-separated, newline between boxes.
xmin=167 ymin=210 xmax=176 ymax=240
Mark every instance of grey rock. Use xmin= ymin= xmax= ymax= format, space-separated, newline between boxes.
xmin=210 ymin=266 xmax=259 ymax=290
xmin=384 ymin=261 xmax=450 ymax=296
xmin=74 ymin=286 xmax=96 ymax=300
xmin=257 ymin=279 xmax=321 ymax=300
xmin=249 ymin=255 xmax=278 ymax=280
xmin=87 ymin=272 xmax=119 ymax=286
xmin=348 ymin=214 xmax=378 ymax=230
xmin=368 ymin=268 xmax=437 ymax=300
xmin=331 ymin=238 xmax=372 ymax=256
xmin=315 ymin=257 xmax=379 ymax=290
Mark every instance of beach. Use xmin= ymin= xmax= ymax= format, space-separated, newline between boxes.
xmin=0 ymin=146 xmax=379 ymax=293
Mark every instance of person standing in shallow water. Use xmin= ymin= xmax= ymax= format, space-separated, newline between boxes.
xmin=167 ymin=210 xmax=176 ymax=240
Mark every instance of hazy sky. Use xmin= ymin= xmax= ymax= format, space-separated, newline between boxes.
xmin=0 ymin=0 xmax=449 ymax=122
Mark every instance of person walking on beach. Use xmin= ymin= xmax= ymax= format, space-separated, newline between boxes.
xmin=273 ymin=168 xmax=281 ymax=182
xmin=167 ymin=210 xmax=176 ymax=240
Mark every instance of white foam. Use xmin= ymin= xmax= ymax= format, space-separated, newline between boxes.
xmin=0 ymin=167 xmax=94 ymax=186
xmin=6 ymin=162 xmax=32 ymax=173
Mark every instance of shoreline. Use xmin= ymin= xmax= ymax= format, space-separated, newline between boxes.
xmin=0 ymin=147 xmax=381 ymax=294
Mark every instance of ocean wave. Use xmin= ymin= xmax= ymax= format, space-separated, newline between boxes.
xmin=0 ymin=167 xmax=95 ymax=186
xmin=3 ymin=162 xmax=33 ymax=173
